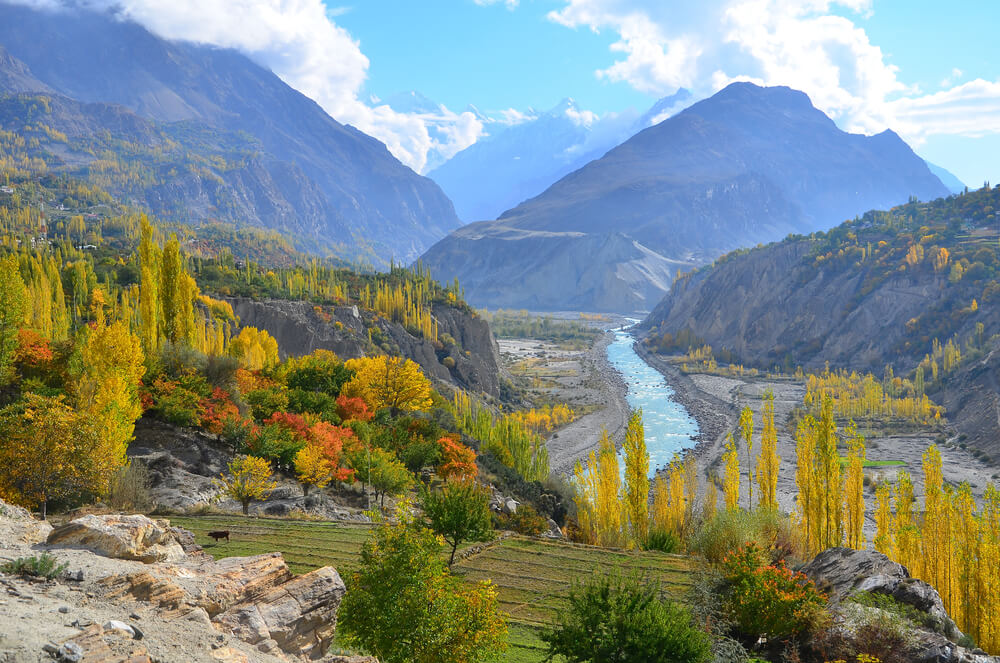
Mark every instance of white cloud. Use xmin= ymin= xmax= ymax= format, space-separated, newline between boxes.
xmin=8 ymin=0 xmax=480 ymax=173
xmin=547 ymin=0 xmax=1000 ymax=147
xmin=495 ymin=108 xmax=539 ymax=126
xmin=474 ymin=0 xmax=519 ymax=8
xmin=940 ymin=67 xmax=963 ymax=89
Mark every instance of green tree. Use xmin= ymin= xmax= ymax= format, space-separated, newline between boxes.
xmin=338 ymin=505 xmax=507 ymax=663
xmin=0 ymin=255 xmax=27 ymax=384
xmin=350 ymin=447 xmax=413 ymax=507
xmin=421 ymin=479 xmax=493 ymax=566
xmin=542 ymin=572 xmax=711 ymax=663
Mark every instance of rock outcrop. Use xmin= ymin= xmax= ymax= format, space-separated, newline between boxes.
xmin=803 ymin=548 xmax=998 ymax=663
xmin=47 ymin=514 xmax=186 ymax=563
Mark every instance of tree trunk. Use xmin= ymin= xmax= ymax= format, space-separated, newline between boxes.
xmin=449 ymin=541 xmax=459 ymax=567
xmin=41 ymin=499 xmax=47 ymax=520
xmin=242 ymin=500 xmax=250 ymax=515
xmin=302 ymin=483 xmax=310 ymax=497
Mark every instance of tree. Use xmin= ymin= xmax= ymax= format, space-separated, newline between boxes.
xmin=622 ymin=410 xmax=649 ymax=543
xmin=873 ymin=481 xmax=894 ymax=557
xmin=437 ymin=436 xmax=477 ymax=480
xmin=350 ymin=447 xmax=413 ymax=507
xmin=843 ymin=425 xmax=866 ymax=550
xmin=215 ymin=455 xmax=276 ymax=515
xmin=541 ymin=572 xmax=711 ymax=663
xmin=0 ymin=254 xmax=27 ymax=384
xmin=421 ymin=479 xmax=493 ymax=566
xmin=0 ymin=394 xmax=93 ymax=518
xmin=294 ymin=443 xmax=333 ymax=496
xmin=573 ymin=430 xmax=626 ymax=548
xmin=338 ymin=505 xmax=507 ymax=663
xmin=343 ymin=355 xmax=432 ymax=413
xmin=755 ymin=391 xmax=779 ymax=510
xmin=723 ymin=434 xmax=740 ymax=511
xmin=74 ymin=318 xmax=146 ymax=495
xmin=739 ymin=406 xmax=754 ymax=509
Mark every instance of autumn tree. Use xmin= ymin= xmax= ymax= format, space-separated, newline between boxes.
xmin=138 ymin=215 xmax=160 ymax=356
xmin=738 ymin=406 xmax=754 ymax=509
xmin=216 ymin=455 xmax=277 ymax=515
xmin=74 ymin=317 xmax=145 ymax=495
xmin=338 ymin=505 xmax=507 ymax=663
xmin=623 ymin=410 xmax=649 ymax=543
xmin=873 ymin=481 xmax=894 ymax=557
xmin=343 ymin=355 xmax=432 ymax=413
xmin=794 ymin=416 xmax=818 ymax=554
xmin=0 ymin=254 xmax=27 ymax=384
xmin=229 ymin=327 xmax=279 ymax=371
xmin=350 ymin=447 xmax=413 ymax=507
xmin=421 ymin=479 xmax=493 ymax=566
xmin=723 ymin=434 xmax=740 ymax=511
xmin=294 ymin=443 xmax=333 ymax=496
xmin=0 ymin=394 xmax=93 ymax=518
xmin=843 ymin=425 xmax=866 ymax=550
xmin=815 ymin=396 xmax=842 ymax=549
xmin=573 ymin=430 xmax=625 ymax=547
xmin=438 ymin=437 xmax=477 ymax=480
xmin=755 ymin=391 xmax=779 ymax=510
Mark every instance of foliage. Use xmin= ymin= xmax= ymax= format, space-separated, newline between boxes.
xmin=623 ymin=410 xmax=650 ymax=544
xmin=214 ymin=455 xmax=276 ymax=515
xmin=1 ymin=553 xmax=68 ymax=580
xmin=336 ymin=394 xmax=372 ymax=422
xmin=755 ymin=391 xmax=780 ymax=510
xmin=348 ymin=447 xmax=413 ymax=507
xmin=645 ymin=528 xmax=681 ymax=553
xmin=453 ymin=391 xmax=550 ymax=483
xmin=541 ymin=572 xmax=712 ymax=663
xmin=0 ymin=254 xmax=27 ymax=384
xmin=438 ymin=436 xmax=478 ymax=480
xmin=720 ymin=543 xmax=827 ymax=643
xmin=481 ymin=309 xmax=601 ymax=347
xmin=337 ymin=505 xmax=507 ymax=663
xmin=343 ymin=355 xmax=432 ymax=413
xmin=421 ymin=479 xmax=494 ymax=565
xmin=495 ymin=503 xmax=549 ymax=536
xmin=573 ymin=430 xmax=626 ymax=548
xmin=293 ymin=443 xmax=333 ymax=496
xmin=107 ymin=461 xmax=153 ymax=512
xmin=690 ymin=508 xmax=801 ymax=565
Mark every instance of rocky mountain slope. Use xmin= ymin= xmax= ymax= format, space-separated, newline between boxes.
xmin=642 ymin=185 xmax=1000 ymax=453
xmin=0 ymin=2 xmax=458 ymax=263
xmin=420 ymin=82 xmax=949 ymax=312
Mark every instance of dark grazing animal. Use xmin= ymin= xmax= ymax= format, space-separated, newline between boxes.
xmin=207 ymin=530 xmax=230 ymax=543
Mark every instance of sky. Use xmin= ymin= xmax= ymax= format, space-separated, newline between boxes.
xmin=15 ymin=0 xmax=998 ymax=185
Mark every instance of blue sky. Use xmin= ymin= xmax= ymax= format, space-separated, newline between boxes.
xmin=332 ymin=0 xmax=998 ymax=185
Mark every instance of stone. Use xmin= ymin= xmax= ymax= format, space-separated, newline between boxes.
xmin=213 ymin=566 xmax=346 ymax=658
xmin=102 ymin=620 xmax=136 ymax=638
xmin=47 ymin=515 xmax=185 ymax=563
xmin=58 ymin=605 xmax=70 ymax=614
xmin=210 ymin=648 xmax=249 ymax=663
xmin=263 ymin=502 xmax=290 ymax=516
xmin=166 ymin=526 xmax=201 ymax=553
xmin=502 ymin=498 xmax=518 ymax=515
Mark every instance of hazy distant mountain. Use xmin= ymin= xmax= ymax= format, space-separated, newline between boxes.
xmin=0 ymin=2 xmax=459 ymax=263
xmin=421 ymin=83 xmax=951 ymax=313
xmin=925 ymin=161 xmax=966 ymax=194
xmin=427 ymin=91 xmax=691 ymax=223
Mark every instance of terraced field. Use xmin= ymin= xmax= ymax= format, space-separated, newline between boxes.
xmin=172 ymin=515 xmax=696 ymax=663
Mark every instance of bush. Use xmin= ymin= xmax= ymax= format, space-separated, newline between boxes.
xmin=690 ymin=508 xmax=800 ymax=564
xmin=2 ymin=553 xmax=68 ymax=579
xmin=151 ymin=376 xmax=205 ymax=427
xmin=494 ymin=503 xmax=549 ymax=536
xmin=646 ymin=528 xmax=681 ymax=553
xmin=244 ymin=387 xmax=290 ymax=421
xmin=719 ymin=543 xmax=827 ymax=643
xmin=107 ymin=462 xmax=153 ymax=512
xmin=542 ymin=572 xmax=712 ymax=663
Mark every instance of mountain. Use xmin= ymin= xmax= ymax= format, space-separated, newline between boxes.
xmin=427 ymin=91 xmax=691 ymax=223
xmin=641 ymin=186 xmax=1000 ymax=451
xmin=926 ymin=160 xmax=966 ymax=194
xmin=420 ymin=83 xmax=951 ymax=312
xmin=0 ymin=2 xmax=459 ymax=264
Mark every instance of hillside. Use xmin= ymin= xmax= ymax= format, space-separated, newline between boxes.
xmin=420 ymin=82 xmax=949 ymax=312
xmin=0 ymin=3 xmax=459 ymax=264
xmin=642 ymin=185 xmax=1000 ymax=450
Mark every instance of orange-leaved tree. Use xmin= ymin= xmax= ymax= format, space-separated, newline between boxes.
xmin=438 ymin=436 xmax=477 ymax=480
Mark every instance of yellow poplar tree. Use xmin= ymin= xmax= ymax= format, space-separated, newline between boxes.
xmin=739 ymin=406 xmax=754 ymax=509
xmin=755 ymin=390 xmax=779 ymax=510
xmin=873 ymin=481 xmax=894 ymax=557
xmin=723 ymin=434 xmax=740 ymax=511
xmin=843 ymin=425 xmax=866 ymax=550
xmin=816 ymin=396 xmax=842 ymax=549
xmin=795 ymin=416 xmax=819 ymax=554
xmin=622 ymin=410 xmax=649 ymax=544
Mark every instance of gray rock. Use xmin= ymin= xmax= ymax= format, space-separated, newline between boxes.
xmin=102 ymin=620 xmax=136 ymax=638
xmin=263 ymin=503 xmax=290 ymax=517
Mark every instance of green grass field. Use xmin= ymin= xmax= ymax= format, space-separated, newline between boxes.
xmin=171 ymin=515 xmax=696 ymax=662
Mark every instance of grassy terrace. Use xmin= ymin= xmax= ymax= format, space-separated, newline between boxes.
xmin=171 ymin=515 xmax=696 ymax=663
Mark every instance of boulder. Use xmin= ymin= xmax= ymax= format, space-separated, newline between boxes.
xmin=214 ymin=566 xmax=346 ymax=658
xmin=47 ymin=514 xmax=185 ymax=563
xmin=801 ymin=547 xmax=909 ymax=603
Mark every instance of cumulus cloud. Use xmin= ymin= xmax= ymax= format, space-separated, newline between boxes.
xmin=7 ymin=0 xmax=481 ymax=173
xmin=547 ymin=0 xmax=1000 ymax=147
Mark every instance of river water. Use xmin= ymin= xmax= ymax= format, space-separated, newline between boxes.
xmin=606 ymin=326 xmax=700 ymax=476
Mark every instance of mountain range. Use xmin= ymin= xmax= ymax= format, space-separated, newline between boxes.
xmin=0 ymin=2 xmax=459 ymax=264
xmin=420 ymin=83 xmax=951 ymax=313
xmin=427 ymin=90 xmax=691 ymax=223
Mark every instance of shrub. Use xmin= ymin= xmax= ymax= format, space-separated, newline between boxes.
xmin=542 ymin=572 xmax=712 ymax=663
xmin=2 ymin=553 xmax=68 ymax=580
xmin=646 ymin=528 xmax=681 ymax=553
xmin=720 ymin=543 xmax=827 ymax=643
xmin=494 ymin=503 xmax=549 ymax=536
xmin=244 ymin=387 xmax=290 ymax=421
xmin=690 ymin=508 xmax=800 ymax=564
xmin=151 ymin=376 xmax=205 ymax=427
xmin=107 ymin=462 xmax=153 ymax=512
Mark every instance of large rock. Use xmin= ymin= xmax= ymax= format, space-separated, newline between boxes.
xmin=214 ymin=566 xmax=346 ymax=658
xmin=47 ymin=514 xmax=185 ymax=563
